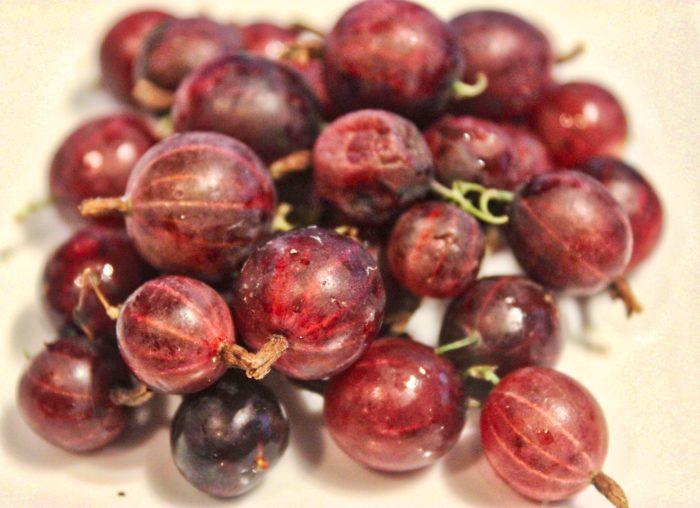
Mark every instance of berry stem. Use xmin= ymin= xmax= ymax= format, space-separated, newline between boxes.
xmin=219 ymin=334 xmax=289 ymax=380
xmin=452 ymin=72 xmax=488 ymax=100
xmin=591 ymin=471 xmax=629 ymax=508
xmin=269 ymin=150 xmax=312 ymax=180
xmin=132 ymin=78 xmax=174 ymax=110
xmin=110 ymin=383 xmax=154 ymax=407
xmin=75 ymin=268 xmax=121 ymax=330
xmin=273 ymin=203 xmax=295 ymax=232
xmin=289 ymin=21 xmax=326 ymax=38
xmin=155 ymin=114 xmax=174 ymax=139
xmin=435 ymin=333 xmax=481 ymax=355
xmin=14 ymin=197 xmax=53 ymax=222
xmin=280 ymin=38 xmax=325 ymax=64
xmin=79 ymin=197 xmax=131 ymax=217
xmin=430 ymin=180 xmax=511 ymax=225
xmin=608 ymin=277 xmax=643 ymax=316
xmin=555 ymin=41 xmax=586 ymax=64
xmin=464 ymin=365 xmax=500 ymax=385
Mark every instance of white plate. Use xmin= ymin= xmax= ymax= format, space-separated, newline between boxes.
xmin=0 ymin=1 xmax=699 ymax=507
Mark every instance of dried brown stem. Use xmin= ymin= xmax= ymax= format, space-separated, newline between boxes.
xmin=556 ymin=41 xmax=586 ymax=64
xmin=592 ymin=471 xmax=629 ymax=508
xmin=269 ymin=150 xmax=312 ymax=180
xmin=289 ymin=21 xmax=326 ymax=38
xmin=110 ymin=383 xmax=154 ymax=407
xmin=219 ymin=335 xmax=289 ymax=380
xmin=75 ymin=268 xmax=121 ymax=330
xmin=609 ymin=277 xmax=643 ymax=317
xmin=79 ymin=197 xmax=131 ymax=217
xmin=132 ymin=78 xmax=174 ymax=110
xmin=279 ymin=38 xmax=325 ymax=64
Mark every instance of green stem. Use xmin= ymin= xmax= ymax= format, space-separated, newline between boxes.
xmin=435 ymin=334 xmax=480 ymax=355
xmin=464 ymin=365 xmax=500 ymax=385
xmin=14 ymin=197 xmax=53 ymax=222
xmin=430 ymin=180 xmax=510 ymax=225
xmin=452 ymin=72 xmax=488 ymax=100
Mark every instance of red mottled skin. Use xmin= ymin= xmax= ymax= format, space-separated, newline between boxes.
xmin=172 ymin=55 xmax=322 ymax=163
xmin=424 ymin=115 xmax=516 ymax=189
xmin=117 ymin=276 xmax=235 ymax=394
xmin=449 ymin=10 xmax=553 ymax=119
xmin=135 ymin=17 xmax=242 ymax=93
xmin=241 ymin=22 xmax=297 ymax=59
xmin=500 ymin=124 xmax=554 ymax=182
xmin=18 ymin=336 xmax=130 ymax=452
xmin=123 ymin=132 xmax=276 ymax=282
xmin=313 ymin=110 xmax=433 ymax=224
xmin=387 ymin=201 xmax=485 ymax=297
xmin=507 ymin=171 xmax=632 ymax=295
xmin=233 ymin=227 xmax=385 ymax=380
xmin=42 ymin=227 xmax=154 ymax=339
xmin=576 ymin=156 xmax=663 ymax=273
xmin=324 ymin=338 xmax=465 ymax=472
xmin=530 ymin=82 xmax=628 ymax=166
xmin=439 ymin=276 xmax=562 ymax=376
xmin=286 ymin=58 xmax=335 ymax=119
xmin=480 ymin=367 xmax=608 ymax=502
xmin=49 ymin=113 xmax=158 ymax=228
xmin=99 ymin=9 xmax=172 ymax=104
xmin=323 ymin=0 xmax=463 ymax=126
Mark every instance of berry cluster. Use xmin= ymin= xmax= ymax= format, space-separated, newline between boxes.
xmin=17 ymin=2 xmax=664 ymax=506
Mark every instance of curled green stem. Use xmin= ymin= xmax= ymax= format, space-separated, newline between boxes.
xmin=435 ymin=334 xmax=480 ymax=355
xmin=430 ymin=180 xmax=511 ymax=225
xmin=453 ymin=72 xmax=489 ymax=100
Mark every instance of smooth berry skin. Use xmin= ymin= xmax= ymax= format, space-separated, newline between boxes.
xmin=18 ymin=336 xmax=130 ymax=452
xmin=233 ymin=227 xmax=385 ymax=380
xmin=42 ymin=227 xmax=154 ymax=340
xmin=173 ymin=54 xmax=322 ymax=163
xmin=424 ymin=115 xmax=518 ymax=189
xmin=500 ymin=124 xmax=554 ymax=182
xmin=117 ymin=276 xmax=235 ymax=394
xmin=480 ymin=367 xmax=608 ymax=502
xmin=450 ymin=10 xmax=553 ymax=119
xmin=576 ymin=156 xmax=663 ymax=272
xmin=123 ymin=132 xmax=276 ymax=282
xmin=99 ymin=9 xmax=172 ymax=104
xmin=49 ymin=113 xmax=158 ymax=228
xmin=135 ymin=17 xmax=243 ymax=94
xmin=324 ymin=338 xmax=465 ymax=472
xmin=241 ymin=22 xmax=297 ymax=59
xmin=171 ymin=371 xmax=289 ymax=498
xmin=323 ymin=0 xmax=463 ymax=126
xmin=507 ymin=171 xmax=632 ymax=295
xmin=438 ymin=276 xmax=562 ymax=376
xmin=387 ymin=201 xmax=485 ymax=298
xmin=530 ymin=82 xmax=628 ymax=166
xmin=313 ymin=109 xmax=433 ymax=224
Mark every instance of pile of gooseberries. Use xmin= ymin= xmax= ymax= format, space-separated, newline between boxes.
xmin=16 ymin=1 xmax=666 ymax=506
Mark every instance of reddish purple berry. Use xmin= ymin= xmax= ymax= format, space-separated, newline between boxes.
xmin=324 ymin=338 xmax=465 ymax=472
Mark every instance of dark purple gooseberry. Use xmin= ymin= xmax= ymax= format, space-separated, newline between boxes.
xmin=233 ymin=227 xmax=385 ymax=380
xmin=171 ymin=371 xmax=289 ymax=497
xmin=480 ymin=367 xmax=626 ymax=506
xmin=449 ymin=10 xmax=553 ymax=119
xmin=172 ymin=54 xmax=322 ymax=163
xmin=42 ymin=226 xmax=154 ymax=339
xmin=424 ymin=115 xmax=520 ymax=190
xmin=313 ymin=109 xmax=433 ymax=224
xmin=500 ymin=123 xmax=554 ymax=180
xmin=81 ymin=132 xmax=276 ymax=282
xmin=507 ymin=171 xmax=632 ymax=295
xmin=99 ymin=9 xmax=172 ymax=104
xmin=324 ymin=337 xmax=465 ymax=472
xmin=117 ymin=275 xmax=235 ymax=394
xmin=241 ymin=22 xmax=298 ymax=59
xmin=387 ymin=201 xmax=485 ymax=298
xmin=49 ymin=113 xmax=159 ymax=228
xmin=575 ymin=156 xmax=663 ymax=272
xmin=323 ymin=0 xmax=463 ymax=126
xmin=438 ymin=276 xmax=562 ymax=377
xmin=133 ymin=16 xmax=243 ymax=107
xmin=529 ymin=82 xmax=628 ymax=166
xmin=18 ymin=335 xmax=130 ymax=452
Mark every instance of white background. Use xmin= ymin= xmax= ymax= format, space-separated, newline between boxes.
xmin=0 ymin=1 xmax=698 ymax=507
